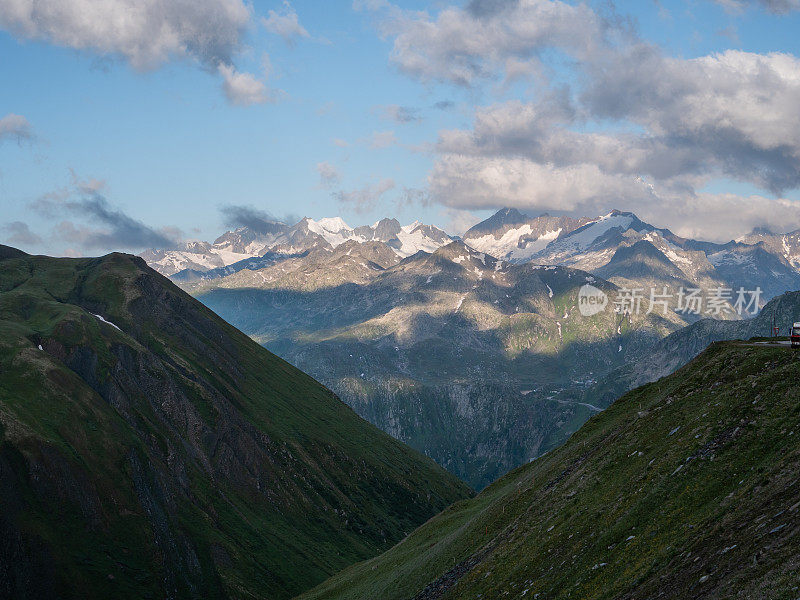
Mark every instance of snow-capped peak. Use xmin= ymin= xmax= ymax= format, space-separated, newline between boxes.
xmin=309 ymin=216 xmax=351 ymax=234
xmin=557 ymin=213 xmax=635 ymax=251
xmin=401 ymin=220 xmax=423 ymax=234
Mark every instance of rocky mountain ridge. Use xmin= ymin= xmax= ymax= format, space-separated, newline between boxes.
xmin=142 ymin=216 xmax=452 ymax=277
xmin=145 ymin=209 xmax=800 ymax=312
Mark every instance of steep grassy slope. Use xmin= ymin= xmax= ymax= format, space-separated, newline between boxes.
xmin=0 ymin=246 xmax=470 ymax=599
xmin=300 ymin=341 xmax=800 ymax=599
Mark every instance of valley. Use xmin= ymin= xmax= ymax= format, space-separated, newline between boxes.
xmin=145 ymin=208 xmax=800 ymax=489
xmin=299 ymin=340 xmax=800 ymax=599
xmin=6 ymin=2 xmax=800 ymax=596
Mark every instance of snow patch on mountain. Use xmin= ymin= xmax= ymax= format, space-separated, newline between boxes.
xmin=143 ymin=216 xmax=452 ymax=276
xmin=466 ymin=225 xmax=562 ymax=261
xmin=395 ymin=223 xmax=451 ymax=256
xmin=143 ymin=246 xmax=256 ymax=277
xmin=708 ymin=250 xmax=754 ymax=267
xmin=557 ymin=214 xmax=634 ymax=252
xmin=93 ymin=313 xmax=121 ymax=331
xmin=304 ymin=217 xmax=449 ymax=257
xmin=306 ymin=217 xmax=354 ymax=247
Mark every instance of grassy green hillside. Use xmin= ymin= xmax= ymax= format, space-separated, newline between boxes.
xmin=0 ymin=246 xmax=470 ymax=599
xmin=300 ymin=340 xmax=800 ymax=599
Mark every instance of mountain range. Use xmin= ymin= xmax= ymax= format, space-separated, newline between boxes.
xmin=0 ymin=245 xmax=468 ymax=599
xmin=144 ymin=208 xmax=800 ymax=309
xmin=589 ymin=289 xmax=800 ymax=407
xmin=135 ymin=208 xmax=800 ymax=489
xmin=141 ymin=217 xmax=452 ymax=278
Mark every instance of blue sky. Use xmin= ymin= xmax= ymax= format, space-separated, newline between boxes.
xmin=2 ymin=0 xmax=800 ymax=255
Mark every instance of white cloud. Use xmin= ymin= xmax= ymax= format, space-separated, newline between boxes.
xmin=655 ymin=193 xmax=800 ymax=241
xmin=0 ymin=0 xmax=285 ymax=107
xmin=0 ymin=0 xmax=250 ymax=70
xmin=430 ymin=155 xmax=660 ymax=215
xmin=430 ymin=154 xmax=800 ymax=242
xmin=368 ymin=130 xmax=397 ymax=149
xmin=582 ymin=48 xmax=800 ymax=192
xmin=219 ymin=64 xmax=272 ymax=106
xmin=358 ymin=130 xmax=397 ymax=150
xmin=360 ymin=0 xmax=604 ymax=86
xmin=353 ymin=0 xmax=391 ymax=10
xmin=440 ymin=207 xmax=482 ymax=236
xmin=432 ymin=48 xmax=800 ymax=195
xmin=262 ymin=1 xmax=310 ymax=45
xmin=0 ymin=113 xmax=32 ymax=142
xmin=358 ymin=0 xmax=800 ymax=238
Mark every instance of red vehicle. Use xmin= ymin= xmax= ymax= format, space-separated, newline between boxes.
xmin=792 ymin=323 xmax=800 ymax=348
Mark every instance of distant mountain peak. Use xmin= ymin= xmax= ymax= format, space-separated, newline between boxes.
xmin=498 ymin=207 xmax=528 ymax=219
xmin=312 ymin=216 xmax=351 ymax=232
xmin=464 ymin=207 xmax=531 ymax=238
xmin=372 ymin=217 xmax=401 ymax=228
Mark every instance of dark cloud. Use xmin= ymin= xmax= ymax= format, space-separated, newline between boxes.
xmin=219 ymin=204 xmax=298 ymax=231
xmin=433 ymin=100 xmax=455 ymax=111
xmin=380 ymin=104 xmax=421 ymax=123
xmin=58 ymin=199 xmax=178 ymax=249
xmin=32 ymin=176 xmax=181 ymax=251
